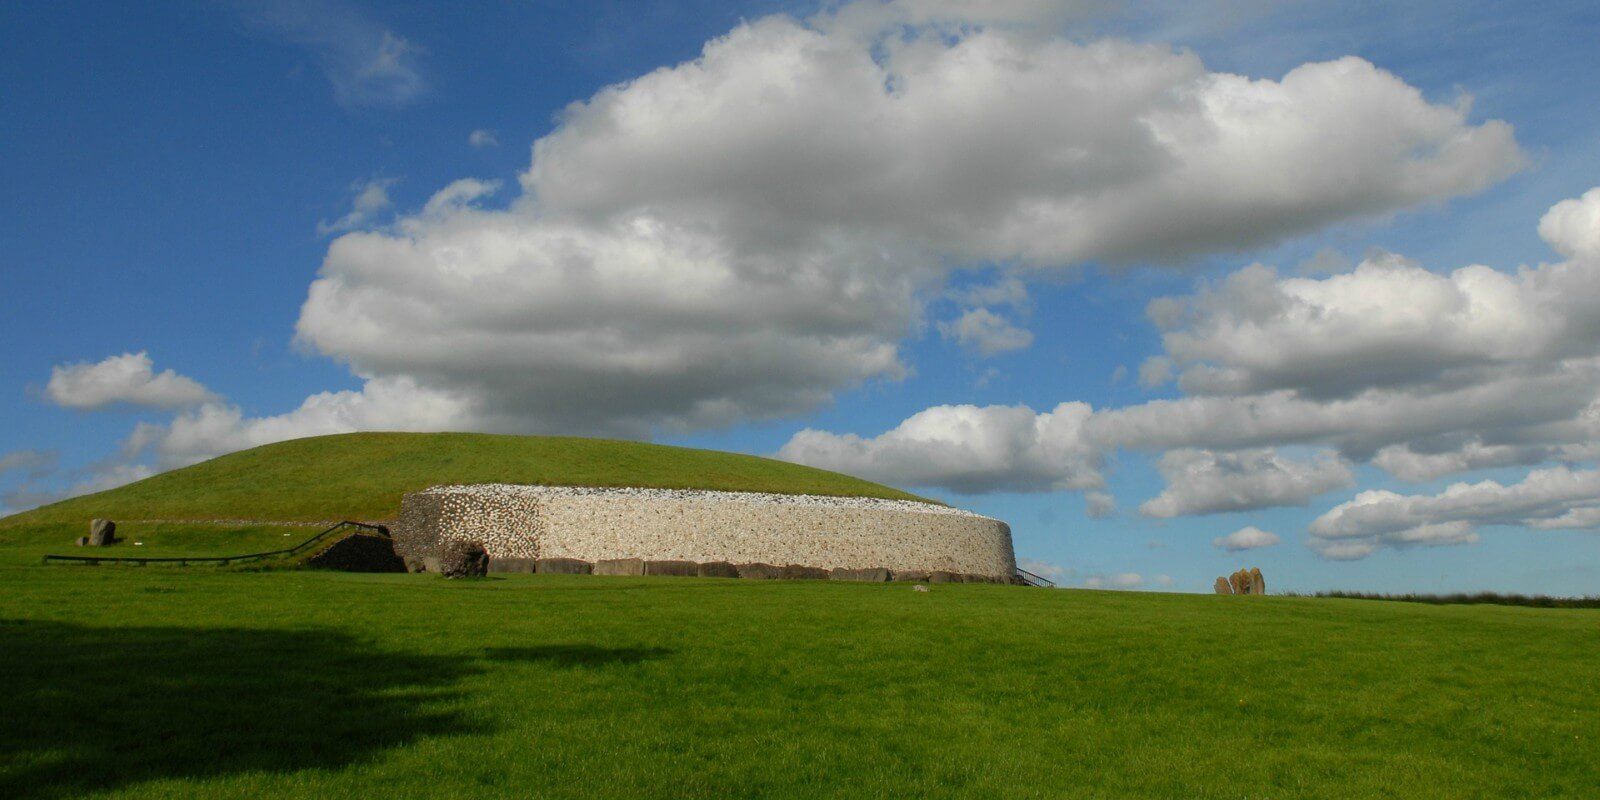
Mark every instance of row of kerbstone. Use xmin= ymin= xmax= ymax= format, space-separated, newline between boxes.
xmin=483 ymin=555 xmax=1009 ymax=583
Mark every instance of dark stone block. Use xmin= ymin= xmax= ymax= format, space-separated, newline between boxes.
xmin=536 ymin=558 xmax=593 ymax=575
xmin=780 ymin=564 xmax=829 ymax=580
xmin=88 ymin=519 xmax=117 ymax=547
xmin=697 ymin=561 xmax=739 ymax=578
xmin=438 ymin=540 xmax=489 ymax=579
xmin=306 ymin=533 xmax=407 ymax=573
xmin=830 ymin=567 xmax=890 ymax=582
xmin=644 ymin=560 xmax=698 ymax=577
xmin=736 ymin=562 xmax=781 ymax=580
xmin=488 ymin=557 xmax=538 ymax=574
xmin=929 ymin=571 xmax=963 ymax=583
xmin=594 ymin=558 xmax=644 ymax=576
xmin=892 ymin=570 xmax=930 ymax=582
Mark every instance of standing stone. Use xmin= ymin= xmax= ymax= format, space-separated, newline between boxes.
xmin=1213 ymin=577 xmax=1233 ymax=594
xmin=1249 ymin=567 xmax=1266 ymax=595
xmin=1229 ymin=569 xmax=1249 ymax=595
xmin=438 ymin=540 xmax=489 ymax=578
xmin=88 ymin=519 xmax=117 ymax=547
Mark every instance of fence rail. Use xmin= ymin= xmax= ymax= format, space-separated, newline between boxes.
xmin=41 ymin=521 xmax=390 ymax=567
xmin=1014 ymin=566 xmax=1056 ymax=588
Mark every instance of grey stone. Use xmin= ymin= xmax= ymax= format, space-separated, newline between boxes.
xmin=830 ymin=567 xmax=890 ymax=582
xmin=780 ymin=564 xmax=830 ymax=580
xmin=536 ymin=557 xmax=593 ymax=575
xmin=88 ymin=519 xmax=117 ymax=547
xmin=912 ymin=584 xmax=930 ymax=592
xmin=736 ymin=562 xmax=781 ymax=580
xmin=594 ymin=558 xmax=644 ymax=576
xmin=891 ymin=570 xmax=931 ymax=582
xmin=488 ymin=557 xmax=538 ymax=574
xmin=438 ymin=540 xmax=489 ymax=579
xmin=1213 ymin=577 xmax=1233 ymax=594
xmin=75 ymin=536 xmax=89 ymax=547
xmin=928 ymin=571 xmax=963 ymax=584
xmin=644 ymin=560 xmax=698 ymax=577
xmin=697 ymin=561 xmax=740 ymax=578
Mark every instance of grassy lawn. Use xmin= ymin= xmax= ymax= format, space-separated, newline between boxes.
xmin=2 ymin=561 xmax=1595 ymax=799
xmin=1 ymin=433 xmax=931 ymax=529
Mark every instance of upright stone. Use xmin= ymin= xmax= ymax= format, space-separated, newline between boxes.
xmin=88 ymin=519 xmax=117 ymax=547
xmin=438 ymin=540 xmax=489 ymax=578
xmin=1213 ymin=577 xmax=1233 ymax=594
xmin=1249 ymin=567 xmax=1266 ymax=595
xmin=1228 ymin=569 xmax=1249 ymax=595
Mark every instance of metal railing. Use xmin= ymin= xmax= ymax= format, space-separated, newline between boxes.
xmin=1014 ymin=566 xmax=1056 ymax=588
xmin=41 ymin=521 xmax=390 ymax=567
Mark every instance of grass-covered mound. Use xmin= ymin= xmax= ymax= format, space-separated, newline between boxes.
xmin=0 ymin=432 xmax=929 ymax=529
xmin=2 ymin=568 xmax=1595 ymax=799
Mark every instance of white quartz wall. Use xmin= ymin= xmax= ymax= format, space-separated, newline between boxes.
xmin=395 ymin=485 xmax=1015 ymax=578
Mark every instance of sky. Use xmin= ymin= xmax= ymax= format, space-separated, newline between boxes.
xmin=4 ymin=0 xmax=1600 ymax=595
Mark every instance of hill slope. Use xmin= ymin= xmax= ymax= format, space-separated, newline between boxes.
xmin=1 ymin=432 xmax=930 ymax=526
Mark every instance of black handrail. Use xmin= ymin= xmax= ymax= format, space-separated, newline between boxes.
xmin=41 ymin=521 xmax=390 ymax=567
xmin=1014 ymin=566 xmax=1056 ymax=588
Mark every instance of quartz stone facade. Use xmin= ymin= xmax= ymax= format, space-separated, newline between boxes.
xmin=394 ymin=485 xmax=1015 ymax=579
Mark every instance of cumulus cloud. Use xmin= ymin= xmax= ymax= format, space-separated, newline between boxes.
xmin=288 ymin=8 xmax=1520 ymax=437
xmin=938 ymin=308 xmax=1033 ymax=356
xmin=468 ymin=129 xmax=498 ymax=148
xmin=1213 ymin=526 xmax=1281 ymax=551
xmin=1140 ymin=448 xmax=1353 ymax=517
xmin=318 ymin=176 xmax=396 ymax=235
xmin=46 ymin=352 xmax=218 ymax=411
xmin=778 ymin=403 xmax=1103 ymax=493
xmin=238 ymin=0 xmax=426 ymax=108
xmin=1539 ymin=187 xmax=1600 ymax=260
xmin=1308 ymin=466 xmax=1600 ymax=558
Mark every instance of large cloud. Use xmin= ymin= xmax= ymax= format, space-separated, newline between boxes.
xmin=1139 ymin=448 xmax=1352 ymax=518
xmin=46 ymin=352 xmax=218 ymax=411
xmin=290 ymin=8 xmax=1520 ymax=438
xmin=778 ymin=403 xmax=1104 ymax=494
xmin=1308 ymin=467 xmax=1600 ymax=560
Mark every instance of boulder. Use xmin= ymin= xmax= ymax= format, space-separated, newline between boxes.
xmin=736 ymin=562 xmax=782 ymax=580
xmin=488 ymin=558 xmax=538 ymax=574
xmin=644 ymin=560 xmax=699 ymax=577
xmin=1213 ymin=577 xmax=1233 ymax=595
xmin=892 ymin=570 xmax=931 ymax=583
xmin=438 ymin=540 xmax=489 ymax=579
xmin=88 ymin=519 xmax=117 ymax=547
xmin=830 ymin=567 xmax=890 ymax=582
xmin=536 ymin=558 xmax=593 ymax=575
xmin=928 ymin=571 xmax=963 ymax=584
xmin=697 ymin=561 xmax=740 ymax=578
xmin=780 ymin=564 xmax=830 ymax=580
xmin=594 ymin=558 xmax=644 ymax=576
xmin=1250 ymin=567 xmax=1267 ymax=595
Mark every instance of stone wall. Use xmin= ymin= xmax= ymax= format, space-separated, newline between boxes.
xmin=394 ymin=485 xmax=1015 ymax=579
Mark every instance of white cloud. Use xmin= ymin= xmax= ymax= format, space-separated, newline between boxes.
xmin=938 ymin=308 xmax=1034 ymax=356
xmin=1085 ymin=490 xmax=1116 ymax=518
xmin=1539 ymin=186 xmax=1600 ymax=260
xmin=1308 ymin=466 xmax=1600 ymax=558
xmin=0 ymin=450 xmax=57 ymax=479
xmin=1140 ymin=448 xmax=1353 ymax=517
xmin=291 ymin=10 xmax=1517 ymax=438
xmin=46 ymin=352 xmax=218 ymax=411
xmin=468 ymin=129 xmax=499 ymax=148
xmin=239 ymin=0 xmax=426 ymax=108
xmin=778 ymin=403 xmax=1104 ymax=494
xmin=1017 ymin=557 xmax=1066 ymax=579
xmin=1138 ymin=356 xmax=1173 ymax=388
xmin=318 ymin=176 xmax=396 ymax=235
xmin=1084 ymin=571 xmax=1143 ymax=589
xmin=1213 ymin=525 xmax=1281 ymax=551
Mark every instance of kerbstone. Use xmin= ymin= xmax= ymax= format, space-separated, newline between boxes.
xmin=644 ymin=560 xmax=699 ymax=577
xmin=594 ymin=558 xmax=644 ymax=576
xmin=830 ymin=567 xmax=890 ymax=582
xmin=537 ymin=558 xmax=593 ymax=575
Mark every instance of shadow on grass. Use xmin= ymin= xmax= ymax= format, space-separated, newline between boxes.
xmin=0 ymin=618 xmax=484 ymax=799
xmin=483 ymin=645 xmax=672 ymax=667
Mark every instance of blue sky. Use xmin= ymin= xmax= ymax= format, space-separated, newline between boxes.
xmin=4 ymin=0 xmax=1600 ymax=595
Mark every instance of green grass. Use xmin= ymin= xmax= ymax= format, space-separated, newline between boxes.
xmin=0 ymin=432 xmax=930 ymax=528
xmin=2 ymin=564 xmax=1596 ymax=799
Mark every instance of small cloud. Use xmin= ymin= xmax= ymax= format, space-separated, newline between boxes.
xmin=238 ymin=0 xmax=427 ymax=109
xmin=1138 ymin=356 xmax=1172 ymax=388
xmin=1213 ymin=526 xmax=1282 ymax=552
xmin=46 ymin=352 xmax=217 ymax=411
xmin=938 ymin=308 xmax=1033 ymax=357
xmin=318 ymin=176 xmax=397 ymax=235
xmin=0 ymin=450 xmax=59 ymax=480
xmin=469 ymin=129 xmax=499 ymax=148
xmin=1084 ymin=572 xmax=1143 ymax=590
xmin=1110 ymin=364 xmax=1128 ymax=385
xmin=1085 ymin=490 xmax=1115 ymax=519
xmin=1018 ymin=558 xmax=1066 ymax=579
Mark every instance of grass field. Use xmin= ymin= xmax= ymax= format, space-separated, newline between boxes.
xmin=3 ymin=556 xmax=1596 ymax=799
xmin=0 ymin=432 xmax=930 ymax=530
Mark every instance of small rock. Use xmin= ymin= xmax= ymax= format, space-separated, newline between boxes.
xmin=912 ymin=584 xmax=930 ymax=592
xmin=75 ymin=536 xmax=89 ymax=547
